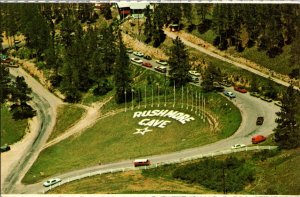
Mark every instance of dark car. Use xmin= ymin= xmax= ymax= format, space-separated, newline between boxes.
xmin=260 ymin=96 xmax=272 ymax=102
xmin=256 ymin=116 xmax=264 ymax=125
xmin=0 ymin=144 xmax=11 ymax=153
xmin=144 ymin=55 xmax=152 ymax=60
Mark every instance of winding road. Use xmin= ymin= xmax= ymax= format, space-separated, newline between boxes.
xmin=1 ymin=67 xmax=63 ymax=194
xmin=1 ymin=36 xmax=282 ymax=194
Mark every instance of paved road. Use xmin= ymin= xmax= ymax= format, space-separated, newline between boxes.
xmin=164 ymin=30 xmax=299 ymax=91
xmin=2 ymin=67 xmax=63 ymax=194
xmin=15 ymin=83 xmax=280 ymax=194
xmin=3 ymin=50 xmax=280 ymax=194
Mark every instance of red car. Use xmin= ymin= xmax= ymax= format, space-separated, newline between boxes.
xmin=234 ymin=86 xmax=247 ymax=93
xmin=252 ymin=135 xmax=266 ymax=144
xmin=142 ymin=62 xmax=152 ymax=68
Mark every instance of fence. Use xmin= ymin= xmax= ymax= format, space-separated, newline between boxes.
xmin=43 ymin=145 xmax=277 ymax=194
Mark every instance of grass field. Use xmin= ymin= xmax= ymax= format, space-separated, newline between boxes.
xmin=227 ymin=45 xmax=295 ymax=76
xmin=47 ymin=104 xmax=86 ymax=142
xmin=48 ymin=170 xmax=214 ymax=194
xmin=1 ymin=105 xmax=28 ymax=146
xmin=22 ymin=90 xmax=241 ymax=184
xmin=48 ymin=148 xmax=300 ymax=195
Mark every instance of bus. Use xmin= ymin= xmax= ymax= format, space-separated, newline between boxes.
xmin=133 ymin=159 xmax=150 ymax=167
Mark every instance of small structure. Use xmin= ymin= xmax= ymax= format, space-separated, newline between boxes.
xmin=116 ymin=3 xmax=153 ymax=19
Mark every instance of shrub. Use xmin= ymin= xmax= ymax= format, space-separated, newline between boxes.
xmin=172 ymin=156 xmax=255 ymax=192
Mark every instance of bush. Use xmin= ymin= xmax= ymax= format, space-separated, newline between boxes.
xmin=16 ymin=47 xmax=31 ymax=59
xmin=10 ymin=103 xmax=36 ymax=120
xmin=252 ymin=149 xmax=279 ymax=161
xmin=172 ymin=156 xmax=255 ymax=192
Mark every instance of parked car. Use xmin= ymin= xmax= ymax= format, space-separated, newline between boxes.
xmin=252 ymin=135 xmax=266 ymax=144
xmin=131 ymin=57 xmax=143 ymax=64
xmin=0 ymin=144 xmax=11 ymax=153
xmin=219 ymin=80 xmax=232 ymax=87
xmin=133 ymin=51 xmax=144 ymax=57
xmin=256 ymin=116 xmax=264 ymax=125
xmin=231 ymin=144 xmax=246 ymax=149
xmin=156 ymin=60 xmax=168 ymax=65
xmin=274 ymin=101 xmax=282 ymax=107
xmin=188 ymin=70 xmax=200 ymax=77
xmin=142 ymin=62 xmax=152 ymax=68
xmin=250 ymin=92 xmax=260 ymax=98
xmin=127 ymin=49 xmax=133 ymax=53
xmin=144 ymin=55 xmax=152 ymax=60
xmin=190 ymin=75 xmax=199 ymax=82
xmin=134 ymin=159 xmax=150 ymax=167
xmin=154 ymin=66 xmax=167 ymax=73
xmin=43 ymin=178 xmax=62 ymax=187
xmin=223 ymin=91 xmax=236 ymax=98
xmin=260 ymin=95 xmax=272 ymax=102
xmin=234 ymin=86 xmax=247 ymax=93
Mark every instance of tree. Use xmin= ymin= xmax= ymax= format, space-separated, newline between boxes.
xmin=114 ymin=31 xmax=132 ymax=104
xmin=202 ymin=64 xmax=222 ymax=92
xmin=10 ymin=76 xmax=36 ymax=119
xmin=274 ymin=85 xmax=300 ymax=149
xmin=102 ymin=4 xmax=112 ymax=20
xmin=168 ymin=37 xmax=191 ymax=87
xmin=0 ymin=66 xmax=12 ymax=104
xmin=144 ymin=5 xmax=152 ymax=43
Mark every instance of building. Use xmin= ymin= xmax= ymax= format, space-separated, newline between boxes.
xmin=116 ymin=3 xmax=153 ymax=19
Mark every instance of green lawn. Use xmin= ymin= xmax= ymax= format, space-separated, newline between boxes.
xmin=1 ymin=105 xmax=28 ymax=146
xmin=48 ymin=148 xmax=300 ymax=195
xmin=22 ymin=90 xmax=241 ymax=184
xmin=47 ymin=104 xmax=86 ymax=142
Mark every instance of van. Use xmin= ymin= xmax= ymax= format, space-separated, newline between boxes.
xmin=252 ymin=135 xmax=266 ymax=144
xmin=134 ymin=159 xmax=150 ymax=167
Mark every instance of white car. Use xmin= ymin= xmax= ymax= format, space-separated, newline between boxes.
xmin=131 ymin=57 xmax=143 ymax=64
xmin=133 ymin=51 xmax=144 ymax=57
xmin=43 ymin=178 xmax=62 ymax=187
xmin=156 ymin=60 xmax=168 ymax=65
xmin=231 ymin=144 xmax=246 ymax=149
xmin=189 ymin=70 xmax=200 ymax=77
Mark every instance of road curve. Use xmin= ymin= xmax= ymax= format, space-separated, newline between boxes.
xmin=164 ymin=30 xmax=299 ymax=91
xmin=17 ymin=86 xmax=280 ymax=194
xmin=2 ymin=67 xmax=63 ymax=193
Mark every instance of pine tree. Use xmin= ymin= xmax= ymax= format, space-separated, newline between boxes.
xmin=114 ymin=31 xmax=132 ymax=104
xmin=0 ymin=66 xmax=12 ymax=104
xmin=144 ymin=5 xmax=152 ymax=43
xmin=202 ymin=64 xmax=222 ymax=92
xmin=168 ymin=36 xmax=191 ymax=87
xmin=274 ymin=85 xmax=300 ymax=149
xmin=10 ymin=76 xmax=36 ymax=119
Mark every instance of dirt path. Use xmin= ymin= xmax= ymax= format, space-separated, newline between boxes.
xmin=164 ymin=29 xmax=299 ymax=89
xmin=43 ymin=97 xmax=113 ymax=149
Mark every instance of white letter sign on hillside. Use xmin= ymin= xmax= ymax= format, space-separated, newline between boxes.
xmin=133 ymin=109 xmax=195 ymax=135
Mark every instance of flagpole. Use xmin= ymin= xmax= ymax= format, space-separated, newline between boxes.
xmin=152 ymin=84 xmax=154 ymax=107
xmin=181 ymin=85 xmax=183 ymax=108
xmin=124 ymin=89 xmax=127 ymax=112
xmin=186 ymin=87 xmax=189 ymax=110
xmin=145 ymin=85 xmax=147 ymax=108
xmin=157 ymin=85 xmax=160 ymax=107
xmin=173 ymin=80 xmax=175 ymax=108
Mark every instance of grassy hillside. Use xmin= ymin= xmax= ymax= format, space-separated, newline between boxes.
xmin=47 ymin=104 xmax=86 ymax=142
xmin=48 ymin=148 xmax=300 ymax=195
xmin=1 ymin=105 xmax=28 ymax=146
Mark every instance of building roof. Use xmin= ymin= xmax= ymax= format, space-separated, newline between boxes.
xmin=116 ymin=2 xmax=151 ymax=10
